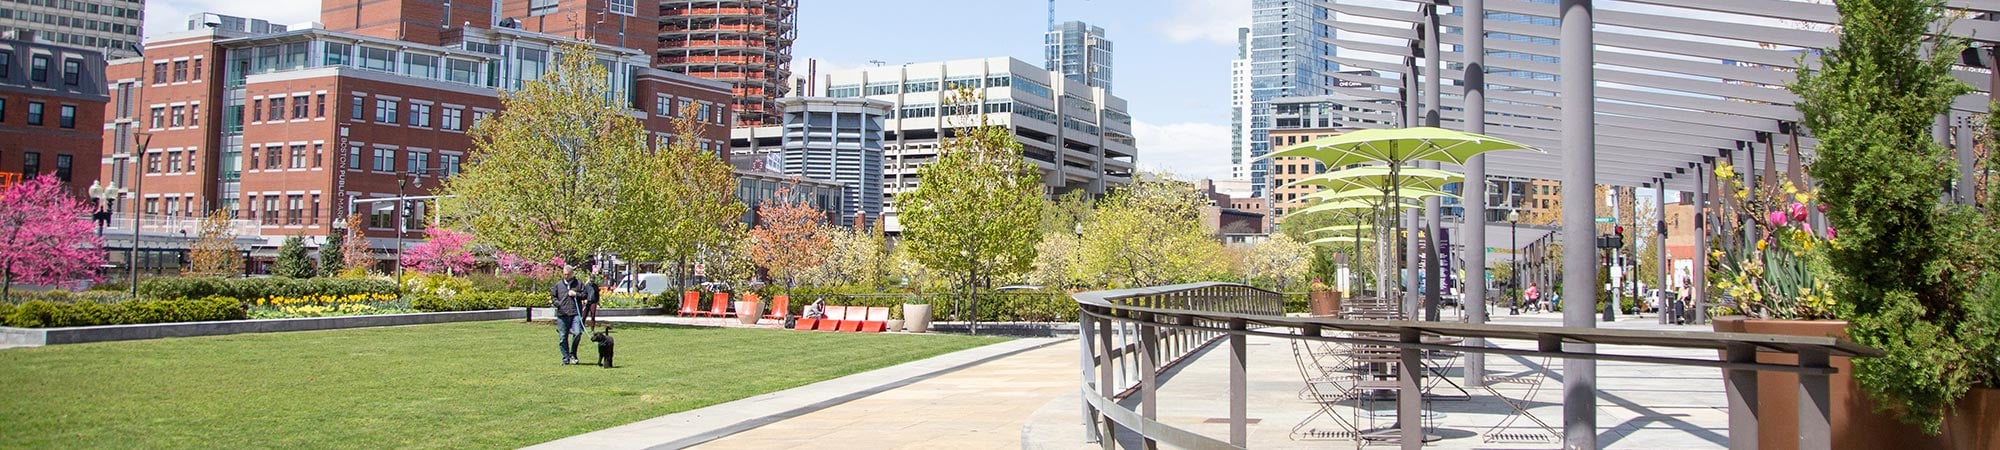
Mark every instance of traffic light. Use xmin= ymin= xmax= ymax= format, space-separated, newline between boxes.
xmin=1614 ymin=225 xmax=1625 ymax=240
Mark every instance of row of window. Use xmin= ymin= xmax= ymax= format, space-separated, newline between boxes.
xmin=1 ymin=97 xmax=80 ymax=128
xmin=351 ymin=94 xmax=483 ymax=132
xmin=142 ymin=196 xmax=198 ymax=218
xmin=343 ymin=143 xmax=463 ymax=178
xmin=243 ymin=193 xmax=322 ymax=226
xmin=250 ymin=93 xmax=325 ymax=123
xmin=4 ymin=150 xmax=73 ymax=182
xmin=0 ymin=26 xmax=132 ymax=51
xmin=2 ymin=0 xmax=141 ymax=19
xmin=246 ymin=143 xmax=325 ymax=171
xmin=151 ymin=58 xmax=203 ymax=85
xmin=0 ymin=50 xmax=85 ymax=86
xmin=147 ymin=103 xmax=199 ymax=129
xmin=652 ymin=94 xmax=727 ymax=124
xmin=0 ymin=8 xmax=136 ymax=35
xmin=143 ymin=148 xmax=198 ymax=175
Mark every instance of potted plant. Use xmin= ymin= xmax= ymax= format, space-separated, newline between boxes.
xmin=1307 ymin=279 xmax=1339 ymax=316
xmin=1780 ymin=0 xmax=2000 ymax=445
xmin=902 ymin=293 xmax=932 ymax=333
xmin=886 ymin=303 xmax=905 ymax=333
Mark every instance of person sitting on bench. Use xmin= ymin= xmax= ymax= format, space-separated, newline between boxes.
xmin=804 ymin=298 xmax=827 ymax=319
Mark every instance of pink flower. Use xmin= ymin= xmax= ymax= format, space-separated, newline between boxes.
xmin=1767 ymin=210 xmax=1788 ymax=226
xmin=1789 ymin=202 xmax=1809 ymax=222
xmin=1826 ymin=226 xmax=1837 ymax=240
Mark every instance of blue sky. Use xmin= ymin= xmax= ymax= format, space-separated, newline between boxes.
xmin=145 ymin=0 xmax=1248 ymax=180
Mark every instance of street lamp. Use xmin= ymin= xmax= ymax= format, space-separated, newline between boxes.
xmin=1508 ymin=208 xmax=1521 ymax=315
xmin=87 ymin=180 xmax=124 ymax=236
xmin=129 ymin=132 xmax=153 ymax=300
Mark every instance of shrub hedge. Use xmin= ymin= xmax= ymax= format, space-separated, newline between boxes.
xmin=2 ymin=296 xmax=246 ymax=328
xmin=410 ymin=292 xmax=545 ymax=312
xmin=139 ymin=277 xmax=397 ymax=301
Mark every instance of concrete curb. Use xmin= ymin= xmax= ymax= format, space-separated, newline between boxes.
xmin=0 ymin=307 xmax=665 ymax=347
xmin=523 ymin=337 xmax=1074 ymax=450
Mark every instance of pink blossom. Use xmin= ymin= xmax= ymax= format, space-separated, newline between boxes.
xmin=1767 ymin=210 xmax=1788 ymax=226
xmin=0 ymin=176 xmax=106 ymax=298
xmin=495 ymin=251 xmax=559 ymax=276
xmin=1825 ymin=226 xmax=1837 ymax=240
xmin=1789 ymin=202 xmax=1808 ymax=222
xmin=402 ymin=228 xmax=476 ymax=275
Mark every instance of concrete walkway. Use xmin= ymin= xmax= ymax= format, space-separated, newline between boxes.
xmin=523 ymin=335 xmax=1069 ymax=450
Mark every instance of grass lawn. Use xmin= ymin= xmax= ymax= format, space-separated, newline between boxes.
xmin=0 ymin=320 xmax=1006 ymax=449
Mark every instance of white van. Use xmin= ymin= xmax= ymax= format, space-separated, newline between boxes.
xmin=612 ymin=273 xmax=672 ymax=296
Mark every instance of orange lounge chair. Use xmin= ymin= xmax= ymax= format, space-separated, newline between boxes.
xmin=859 ymin=306 xmax=890 ymax=333
xmin=763 ymin=295 xmax=789 ymax=320
xmin=677 ymin=292 xmax=702 ymax=317
xmin=703 ymin=292 xmax=731 ymax=319
xmin=816 ymin=306 xmax=847 ymax=331
xmin=793 ymin=317 xmax=819 ymax=331
xmin=838 ymin=307 xmax=866 ymax=332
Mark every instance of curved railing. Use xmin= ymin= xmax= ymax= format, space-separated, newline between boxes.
xmin=1073 ymin=283 xmax=1880 ymax=450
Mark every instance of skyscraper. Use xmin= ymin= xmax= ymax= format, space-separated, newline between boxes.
xmin=1229 ymin=27 xmax=1249 ymax=180
xmin=1045 ymin=20 xmax=1112 ymax=92
xmin=0 ymin=0 xmax=143 ymax=57
xmin=1242 ymin=0 xmax=1334 ymax=198
xmin=657 ymin=0 xmax=798 ymax=126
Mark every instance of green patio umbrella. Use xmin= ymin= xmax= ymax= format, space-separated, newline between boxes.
xmin=1278 ymin=165 xmax=1464 ymax=193
xmin=1308 ymin=224 xmax=1375 ymax=236
xmin=1296 ymin=185 xmax=1457 ymax=205
xmin=1308 ymin=236 xmax=1376 ymax=246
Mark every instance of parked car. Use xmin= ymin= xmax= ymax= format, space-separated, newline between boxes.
xmin=611 ymin=273 xmax=672 ymax=296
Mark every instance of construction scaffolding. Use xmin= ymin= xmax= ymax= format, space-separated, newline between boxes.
xmin=657 ymin=0 xmax=798 ymax=127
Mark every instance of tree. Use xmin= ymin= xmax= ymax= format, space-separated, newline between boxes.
xmin=801 ymin=224 xmax=886 ymax=288
xmin=747 ymin=186 xmax=832 ymax=296
xmin=271 ymin=236 xmax=315 ymax=278
xmin=1242 ymin=233 xmax=1311 ymax=290
xmin=403 ymin=227 xmax=476 ymax=275
xmin=440 ymin=42 xmax=663 ymax=266
xmin=0 ymin=176 xmax=105 ymax=299
xmin=185 ymin=210 xmax=242 ymax=277
xmin=1077 ymin=177 xmax=1226 ymax=288
xmin=1791 ymin=0 xmax=1988 ymax=433
xmin=319 ymin=230 xmax=346 ymax=277
xmin=494 ymin=251 xmax=557 ymax=276
xmin=1028 ymin=232 xmax=1083 ymax=289
xmin=898 ymin=88 xmax=1045 ymax=323
xmin=696 ymin=231 xmax=755 ymax=290
xmin=339 ymin=213 xmax=374 ymax=276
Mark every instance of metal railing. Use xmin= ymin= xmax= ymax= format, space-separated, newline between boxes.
xmin=103 ymin=213 xmax=260 ymax=237
xmin=1074 ymin=283 xmax=1881 ymax=450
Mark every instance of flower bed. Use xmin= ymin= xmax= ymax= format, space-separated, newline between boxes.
xmin=0 ymin=296 xmax=246 ymax=328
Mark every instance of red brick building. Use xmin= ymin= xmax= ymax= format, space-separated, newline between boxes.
xmin=0 ymin=38 xmax=106 ymax=194
xmin=102 ymin=2 xmax=732 ymax=264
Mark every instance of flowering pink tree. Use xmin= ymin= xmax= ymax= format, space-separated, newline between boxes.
xmin=494 ymin=251 xmax=562 ymax=277
xmin=0 ymin=176 xmax=106 ymax=300
xmin=402 ymin=227 xmax=476 ymax=275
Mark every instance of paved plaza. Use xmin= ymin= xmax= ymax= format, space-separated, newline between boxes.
xmin=528 ymin=310 xmax=1735 ymax=449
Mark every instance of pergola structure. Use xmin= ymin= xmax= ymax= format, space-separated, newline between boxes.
xmin=1304 ymin=1 xmax=1999 ymax=448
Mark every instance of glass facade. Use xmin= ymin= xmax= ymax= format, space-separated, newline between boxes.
xmin=1243 ymin=0 xmax=1335 ymax=198
xmin=1044 ymin=20 xmax=1113 ymax=92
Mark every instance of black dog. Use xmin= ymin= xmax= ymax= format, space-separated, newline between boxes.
xmin=589 ymin=325 xmax=615 ymax=368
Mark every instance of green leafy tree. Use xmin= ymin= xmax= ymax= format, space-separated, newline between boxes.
xmin=1791 ymin=0 xmax=1990 ymax=433
xmin=898 ymin=88 xmax=1045 ymax=321
xmin=1029 ymin=232 xmax=1083 ymax=289
xmin=319 ymin=230 xmax=346 ymax=277
xmin=1078 ymin=177 xmax=1226 ymax=287
xmin=272 ymin=236 xmax=315 ymax=278
xmin=615 ymin=101 xmax=746 ymax=294
xmin=1242 ymin=232 xmax=1311 ymax=290
xmin=185 ymin=210 xmax=242 ymax=277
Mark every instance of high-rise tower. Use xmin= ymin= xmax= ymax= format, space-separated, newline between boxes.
xmin=1244 ymin=0 xmax=1333 ymax=198
xmin=657 ymin=0 xmax=797 ymax=126
xmin=1045 ymin=20 xmax=1112 ymax=92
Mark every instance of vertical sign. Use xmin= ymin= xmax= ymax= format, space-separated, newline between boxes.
xmin=1439 ymin=228 xmax=1454 ymax=294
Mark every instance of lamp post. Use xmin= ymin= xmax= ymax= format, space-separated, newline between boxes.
xmin=87 ymin=180 xmax=123 ymax=236
xmin=1508 ymin=208 xmax=1521 ymax=315
xmin=130 ymin=132 xmax=152 ymax=299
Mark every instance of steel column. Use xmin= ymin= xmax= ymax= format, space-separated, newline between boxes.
xmin=1957 ymin=114 xmax=1977 ymax=205
xmin=1559 ymin=0 xmax=1600 ymax=448
xmin=1798 ymin=350 xmax=1832 ymax=450
xmin=1461 ymin=0 xmax=1490 ymax=388
xmin=1080 ymin=314 xmax=1102 ymax=443
xmin=1657 ymin=180 xmax=1670 ymax=325
xmin=1694 ymin=160 xmax=1711 ymax=325
xmin=1725 ymin=343 xmax=1759 ymax=449
xmin=1399 ymin=329 xmax=1424 ymax=450
xmin=1138 ymin=312 xmax=1159 ymax=450
xmin=1406 ymin=206 xmax=1422 ymax=318
xmin=1423 ymin=0 xmax=1445 ymax=323
xmin=1228 ymin=319 xmax=1248 ymax=447
xmin=1096 ymin=314 xmax=1118 ymax=448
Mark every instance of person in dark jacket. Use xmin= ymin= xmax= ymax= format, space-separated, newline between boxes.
xmin=552 ymin=266 xmax=588 ymax=365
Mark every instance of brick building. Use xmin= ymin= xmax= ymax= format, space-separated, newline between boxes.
xmin=102 ymin=4 xmax=732 ymax=265
xmin=0 ymin=38 xmax=105 ymax=193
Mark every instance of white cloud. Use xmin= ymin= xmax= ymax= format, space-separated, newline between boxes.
xmin=1156 ymin=0 xmax=1249 ymax=45
xmin=1132 ymin=121 xmax=1234 ymax=181
xmin=146 ymin=1 xmax=321 ymax=39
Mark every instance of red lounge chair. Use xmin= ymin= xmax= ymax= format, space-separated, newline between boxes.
xmin=793 ymin=318 xmax=819 ymax=331
xmin=677 ymin=292 xmax=702 ymax=317
xmin=839 ymin=308 xmax=866 ymax=332
xmin=703 ymin=292 xmax=731 ymax=319
xmin=763 ymin=295 xmax=789 ymax=320
xmin=859 ymin=307 xmax=890 ymax=333
xmin=816 ymin=306 xmax=847 ymax=331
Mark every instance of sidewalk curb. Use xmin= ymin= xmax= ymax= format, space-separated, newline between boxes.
xmin=523 ymin=336 xmax=1072 ymax=450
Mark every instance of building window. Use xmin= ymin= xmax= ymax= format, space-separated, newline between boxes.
xmin=315 ymin=94 xmax=326 ymax=118
xmin=290 ymin=144 xmax=307 ymax=169
xmin=149 ymin=106 xmax=163 ymax=128
xmin=607 ymin=0 xmax=636 ymax=15
xmin=54 ymin=154 xmax=71 ymax=182
xmin=529 ymin=0 xmax=557 ymax=16
xmin=291 ymin=95 xmax=308 ymax=119
xmin=445 ymin=58 xmax=477 ymax=84
xmin=358 ymin=46 xmax=394 ymax=72
xmin=58 ymin=104 xmax=74 ymax=128
xmin=172 ymin=60 xmax=187 ymax=82
xmin=62 ymin=58 xmax=80 ymax=85
xmin=252 ymin=99 xmax=263 ymax=122
xmin=268 ymin=97 xmax=284 ymax=121
xmin=0 ymin=51 xmax=11 ymax=78
xmin=348 ymin=145 xmax=361 ymax=170
xmin=151 ymin=61 xmax=165 ymax=84
xmin=146 ymin=198 xmax=159 ymax=215
xmin=350 ymin=96 xmax=363 ymax=120
xmin=407 ymin=151 xmax=427 ymax=175
xmin=30 ymin=55 xmax=49 ymax=82
xmin=192 ymin=58 xmax=203 ymax=81
xmin=287 ymin=195 xmax=303 ymax=224
xmin=263 ymin=197 xmax=279 ymax=225
xmin=145 ymin=152 xmax=159 ymax=173
xmin=170 ymin=105 xmax=185 ymax=127
xmin=441 ymin=108 xmax=461 ymax=131
xmin=22 ymin=151 xmax=39 ymax=177
xmin=472 ymin=110 xmax=489 ymax=128
xmin=189 ymin=105 xmax=200 ymax=126
xmin=26 ymin=101 xmax=42 ymax=125
xmin=313 ymin=143 xmax=323 ymax=168
xmin=440 ymin=154 xmax=460 ymax=177
xmin=0 ymin=98 xmax=7 ymax=122
xmin=408 ymin=103 xmax=430 ymax=127
xmin=167 ymin=151 xmax=181 ymax=172
xmin=374 ymin=99 xmax=397 ymax=123
xmin=249 ymin=147 xmax=261 ymax=170
xmin=324 ymin=42 xmax=352 ymax=66
xmin=403 ymin=53 xmax=438 ymax=79
xmin=655 ymin=96 xmax=671 ymax=116
xmin=310 ymin=195 xmax=322 ymax=224
xmin=372 ymin=148 xmax=394 ymax=172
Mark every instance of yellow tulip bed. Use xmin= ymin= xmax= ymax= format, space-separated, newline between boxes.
xmin=247 ymin=293 xmax=415 ymax=319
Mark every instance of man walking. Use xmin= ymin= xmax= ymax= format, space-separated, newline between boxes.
xmin=552 ymin=266 xmax=587 ymax=365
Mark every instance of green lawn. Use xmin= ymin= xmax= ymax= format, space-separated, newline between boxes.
xmin=0 ymin=321 xmax=1007 ymax=449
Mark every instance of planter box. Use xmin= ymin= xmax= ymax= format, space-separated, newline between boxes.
xmin=1308 ymin=291 xmax=1341 ymax=316
xmin=0 ymin=309 xmax=520 ymax=347
xmin=1713 ymin=317 xmax=1946 ymax=450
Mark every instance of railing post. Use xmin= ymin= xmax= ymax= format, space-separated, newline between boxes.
xmin=1725 ymin=343 xmax=1758 ymax=450
xmin=1228 ymin=318 xmax=1248 ymax=447
xmin=1080 ymin=312 xmax=1102 ymax=443
xmin=1798 ymin=349 xmax=1831 ymax=450
xmin=1400 ymin=328 xmax=1423 ymax=450
xmin=1138 ymin=311 xmax=1160 ymax=450
xmin=1096 ymin=312 xmax=1118 ymax=448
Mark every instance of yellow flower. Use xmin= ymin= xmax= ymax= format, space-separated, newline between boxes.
xmin=1757 ymin=240 xmax=1768 ymax=251
xmin=1711 ymin=250 xmax=1725 ymax=259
